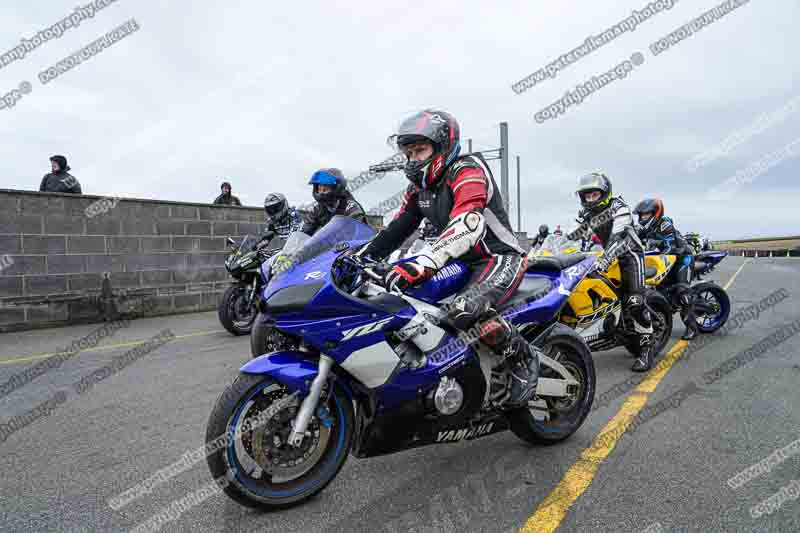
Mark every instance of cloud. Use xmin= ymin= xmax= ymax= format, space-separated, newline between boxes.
xmin=0 ymin=0 xmax=797 ymax=239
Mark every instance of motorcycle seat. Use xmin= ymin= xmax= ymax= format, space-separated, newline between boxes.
xmin=499 ymin=275 xmax=554 ymax=310
xmin=644 ymin=266 xmax=658 ymax=278
xmin=527 ymin=253 xmax=586 ymax=272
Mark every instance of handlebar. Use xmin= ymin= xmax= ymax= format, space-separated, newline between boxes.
xmin=339 ymin=253 xmax=405 ymax=296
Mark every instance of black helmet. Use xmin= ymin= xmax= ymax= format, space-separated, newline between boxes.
xmin=49 ymin=154 xmax=70 ymax=172
xmin=308 ymin=168 xmax=347 ymax=208
xmin=538 ymin=224 xmax=549 ymax=237
xmin=263 ymin=192 xmax=288 ymax=221
xmin=576 ymin=172 xmax=613 ymax=212
xmin=220 ymin=181 xmax=232 ymax=190
xmin=633 ymin=198 xmax=664 ymax=232
xmin=388 ymin=109 xmax=461 ymax=190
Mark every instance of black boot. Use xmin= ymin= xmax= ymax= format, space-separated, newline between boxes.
xmin=627 ymin=301 xmax=655 ymax=372
xmin=631 ymin=334 xmax=654 ymax=372
xmin=506 ymin=338 xmax=539 ymax=406
xmin=678 ymin=287 xmax=699 ymax=341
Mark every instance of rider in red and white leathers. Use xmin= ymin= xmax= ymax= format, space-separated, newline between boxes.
xmin=362 ymin=109 xmax=539 ymax=405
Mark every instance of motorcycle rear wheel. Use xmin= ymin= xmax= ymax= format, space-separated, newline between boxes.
xmin=624 ymin=292 xmax=673 ymax=358
xmin=510 ymin=328 xmax=596 ymax=444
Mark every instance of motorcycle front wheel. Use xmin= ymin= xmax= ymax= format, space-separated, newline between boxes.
xmin=206 ymin=374 xmax=354 ymax=510
xmin=681 ymin=282 xmax=730 ymax=333
xmin=218 ymin=283 xmax=257 ymax=336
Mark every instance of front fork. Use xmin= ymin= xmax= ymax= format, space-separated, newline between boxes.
xmin=287 ymin=354 xmax=335 ymax=447
xmin=246 ymin=279 xmax=258 ymax=307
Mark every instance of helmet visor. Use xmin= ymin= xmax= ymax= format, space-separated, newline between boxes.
xmin=264 ymin=202 xmax=286 ymax=218
xmin=309 ymin=170 xmax=340 ymax=186
xmin=577 ymin=173 xmax=607 ymax=194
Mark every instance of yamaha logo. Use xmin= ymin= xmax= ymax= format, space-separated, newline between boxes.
xmin=436 ymin=422 xmax=494 ymax=442
xmin=433 ymin=264 xmax=462 ymax=281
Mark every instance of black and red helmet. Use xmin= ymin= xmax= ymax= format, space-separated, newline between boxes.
xmin=388 ymin=110 xmax=461 ymax=190
xmin=633 ymin=198 xmax=664 ymax=232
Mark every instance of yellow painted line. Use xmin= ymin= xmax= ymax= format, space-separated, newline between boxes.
xmin=0 ymin=329 xmax=225 ymax=366
xmin=723 ymin=258 xmax=750 ymax=291
xmin=519 ymin=259 xmax=749 ymax=533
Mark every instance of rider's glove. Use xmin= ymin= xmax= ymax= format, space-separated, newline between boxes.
xmin=595 ymin=255 xmax=611 ymax=273
xmin=384 ymin=256 xmax=437 ymax=292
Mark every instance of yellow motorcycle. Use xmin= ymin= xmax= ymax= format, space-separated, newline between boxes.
xmin=529 ymin=235 xmax=673 ymax=358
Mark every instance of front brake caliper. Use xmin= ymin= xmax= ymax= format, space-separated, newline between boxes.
xmin=316 ymin=405 xmax=334 ymax=429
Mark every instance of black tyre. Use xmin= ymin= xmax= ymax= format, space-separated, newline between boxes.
xmin=681 ymin=282 xmax=730 ymax=333
xmin=510 ymin=326 xmax=596 ymax=444
xmin=206 ymin=374 xmax=354 ymax=510
xmin=250 ymin=315 xmax=296 ymax=358
xmin=625 ymin=292 xmax=673 ymax=358
xmin=219 ymin=284 xmax=256 ymax=336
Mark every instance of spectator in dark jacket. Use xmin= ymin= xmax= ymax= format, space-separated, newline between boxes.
xmin=39 ymin=155 xmax=82 ymax=194
xmin=213 ymin=181 xmax=242 ymax=206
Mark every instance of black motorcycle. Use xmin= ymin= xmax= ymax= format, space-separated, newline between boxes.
xmin=219 ymin=234 xmax=283 ymax=336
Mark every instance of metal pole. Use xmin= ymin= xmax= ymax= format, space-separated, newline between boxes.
xmin=467 ymin=138 xmax=472 ymax=154
xmin=499 ymin=122 xmax=509 ymax=214
xmin=516 ymin=155 xmax=521 ymax=232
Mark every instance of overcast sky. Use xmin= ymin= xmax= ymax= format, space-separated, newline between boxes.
xmin=1 ymin=0 xmax=797 ymax=240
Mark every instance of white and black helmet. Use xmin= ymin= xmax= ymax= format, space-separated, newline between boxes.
xmin=263 ymin=192 xmax=289 ymax=221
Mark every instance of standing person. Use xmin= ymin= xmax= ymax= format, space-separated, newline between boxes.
xmin=214 ymin=181 xmax=242 ymax=206
xmin=360 ymin=109 xmax=539 ymax=406
xmin=39 ymin=155 xmax=82 ymax=194
xmin=301 ymin=168 xmax=368 ymax=236
xmin=567 ymin=172 xmax=656 ymax=372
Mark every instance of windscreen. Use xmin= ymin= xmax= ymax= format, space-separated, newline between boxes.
xmin=235 ymin=235 xmax=257 ymax=255
xmin=269 ymin=215 xmax=376 ymax=281
xmin=536 ymin=234 xmax=583 ymax=256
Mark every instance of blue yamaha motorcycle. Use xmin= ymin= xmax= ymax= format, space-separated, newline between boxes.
xmin=206 ymin=216 xmax=597 ymax=509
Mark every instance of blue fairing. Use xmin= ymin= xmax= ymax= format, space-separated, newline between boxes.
xmin=242 ymin=215 xmax=595 ymax=412
xmin=241 ymin=351 xmax=320 ymax=394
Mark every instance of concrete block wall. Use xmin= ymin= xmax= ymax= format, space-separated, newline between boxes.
xmin=0 ymin=189 xmax=383 ymax=332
